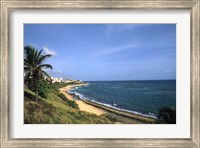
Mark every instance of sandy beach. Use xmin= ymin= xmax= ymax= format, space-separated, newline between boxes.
xmin=60 ymin=84 xmax=155 ymax=124
xmin=60 ymin=84 xmax=107 ymax=115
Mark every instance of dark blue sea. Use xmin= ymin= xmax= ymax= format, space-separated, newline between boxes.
xmin=68 ymin=80 xmax=176 ymax=118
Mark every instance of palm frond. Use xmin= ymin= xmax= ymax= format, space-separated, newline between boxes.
xmin=156 ymin=106 xmax=176 ymax=124
xmin=24 ymin=67 xmax=31 ymax=72
xmin=37 ymin=54 xmax=52 ymax=65
xmin=39 ymin=64 xmax=53 ymax=70
xmin=42 ymin=70 xmax=51 ymax=79
xmin=36 ymin=49 xmax=43 ymax=60
xmin=24 ymin=45 xmax=53 ymax=88
xmin=24 ymin=71 xmax=31 ymax=81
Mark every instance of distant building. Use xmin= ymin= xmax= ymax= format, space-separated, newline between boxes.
xmin=44 ymin=76 xmax=83 ymax=84
xmin=51 ymin=77 xmax=63 ymax=83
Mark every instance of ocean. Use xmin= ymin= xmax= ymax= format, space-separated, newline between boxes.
xmin=67 ymin=80 xmax=176 ymax=118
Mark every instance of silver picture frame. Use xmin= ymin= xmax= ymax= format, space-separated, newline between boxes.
xmin=0 ymin=0 xmax=199 ymax=147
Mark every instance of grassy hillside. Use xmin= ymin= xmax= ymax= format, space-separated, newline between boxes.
xmin=24 ymin=86 xmax=116 ymax=124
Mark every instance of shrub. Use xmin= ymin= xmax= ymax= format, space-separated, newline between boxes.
xmin=27 ymin=79 xmax=50 ymax=98
xmin=104 ymin=114 xmax=118 ymax=122
xmin=58 ymin=93 xmax=79 ymax=110
xmin=37 ymin=80 xmax=51 ymax=98
xmin=58 ymin=93 xmax=67 ymax=100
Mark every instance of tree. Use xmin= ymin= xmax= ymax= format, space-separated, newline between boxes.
xmin=156 ymin=106 xmax=176 ymax=124
xmin=24 ymin=45 xmax=53 ymax=101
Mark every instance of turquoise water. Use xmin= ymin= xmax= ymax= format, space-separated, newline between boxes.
xmin=68 ymin=80 xmax=176 ymax=118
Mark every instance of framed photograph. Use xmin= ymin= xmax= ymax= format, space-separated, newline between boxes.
xmin=0 ymin=0 xmax=199 ymax=147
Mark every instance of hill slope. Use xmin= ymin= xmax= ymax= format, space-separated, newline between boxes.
xmin=24 ymin=87 xmax=115 ymax=124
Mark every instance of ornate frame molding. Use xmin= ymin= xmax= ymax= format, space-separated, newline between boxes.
xmin=0 ymin=0 xmax=199 ymax=147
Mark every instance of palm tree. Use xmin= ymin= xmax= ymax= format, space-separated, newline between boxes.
xmin=24 ymin=45 xmax=53 ymax=101
xmin=156 ymin=106 xmax=176 ymax=124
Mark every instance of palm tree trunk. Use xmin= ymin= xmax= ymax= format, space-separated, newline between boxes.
xmin=35 ymin=79 xmax=39 ymax=101
xmin=36 ymin=89 xmax=39 ymax=101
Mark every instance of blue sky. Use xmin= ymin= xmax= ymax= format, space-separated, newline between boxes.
xmin=24 ymin=24 xmax=176 ymax=81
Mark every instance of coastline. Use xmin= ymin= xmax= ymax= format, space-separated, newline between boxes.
xmin=60 ymin=84 xmax=155 ymax=124
xmin=60 ymin=84 xmax=107 ymax=115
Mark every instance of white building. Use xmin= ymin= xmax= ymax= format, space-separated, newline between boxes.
xmin=48 ymin=77 xmax=83 ymax=84
xmin=51 ymin=77 xmax=63 ymax=83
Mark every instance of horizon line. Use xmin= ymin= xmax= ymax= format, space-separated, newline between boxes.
xmin=84 ymin=79 xmax=176 ymax=82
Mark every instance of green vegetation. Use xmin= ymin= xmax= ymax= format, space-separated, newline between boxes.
xmin=24 ymin=86 xmax=115 ymax=124
xmin=27 ymin=79 xmax=51 ymax=99
xmin=50 ymin=82 xmax=69 ymax=92
xmin=24 ymin=45 xmax=53 ymax=101
xmin=155 ymin=106 xmax=176 ymax=124
xmin=58 ymin=93 xmax=79 ymax=110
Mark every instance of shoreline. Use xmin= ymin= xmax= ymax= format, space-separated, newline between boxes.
xmin=60 ymin=84 xmax=155 ymax=123
xmin=60 ymin=84 xmax=107 ymax=115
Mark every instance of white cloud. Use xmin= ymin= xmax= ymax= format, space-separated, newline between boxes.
xmin=90 ymin=43 xmax=138 ymax=58
xmin=42 ymin=47 xmax=57 ymax=56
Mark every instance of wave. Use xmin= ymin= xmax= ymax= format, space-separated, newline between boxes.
xmin=67 ymin=90 xmax=88 ymax=99
xmin=67 ymin=90 xmax=157 ymax=119
xmin=89 ymin=99 xmax=157 ymax=119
